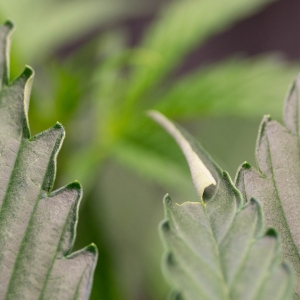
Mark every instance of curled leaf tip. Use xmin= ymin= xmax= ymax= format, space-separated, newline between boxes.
xmin=149 ymin=110 xmax=216 ymax=200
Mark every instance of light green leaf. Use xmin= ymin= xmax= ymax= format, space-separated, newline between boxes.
xmin=113 ymin=139 xmax=193 ymax=192
xmin=0 ymin=22 xmax=97 ymax=299
xmin=0 ymin=0 xmax=154 ymax=64
xmin=125 ymin=0 xmax=275 ymax=104
xmin=151 ymin=111 xmax=294 ymax=300
xmin=154 ymin=57 xmax=299 ymax=119
xmin=235 ymin=75 xmax=300 ymax=297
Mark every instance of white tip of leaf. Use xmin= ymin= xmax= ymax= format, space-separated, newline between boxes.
xmin=148 ymin=110 xmax=216 ymax=200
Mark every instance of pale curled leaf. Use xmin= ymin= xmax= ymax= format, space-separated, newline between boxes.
xmin=148 ymin=111 xmax=216 ymax=199
xmin=235 ymin=75 xmax=300 ymax=297
xmin=0 ymin=22 xmax=97 ymax=299
xmin=151 ymin=111 xmax=294 ymax=299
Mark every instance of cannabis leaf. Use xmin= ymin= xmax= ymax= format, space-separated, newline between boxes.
xmin=149 ymin=111 xmax=294 ymax=300
xmin=125 ymin=0 xmax=275 ymax=104
xmin=0 ymin=22 xmax=97 ymax=299
xmin=235 ymin=75 xmax=300 ymax=298
xmin=154 ymin=57 xmax=298 ymax=119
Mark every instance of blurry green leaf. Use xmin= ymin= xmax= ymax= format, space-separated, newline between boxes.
xmin=151 ymin=111 xmax=294 ymax=300
xmin=235 ymin=75 xmax=300 ymax=297
xmin=0 ymin=0 xmax=155 ymax=65
xmin=124 ymin=0 xmax=275 ymax=105
xmin=113 ymin=140 xmax=193 ymax=192
xmin=0 ymin=22 xmax=97 ymax=299
xmin=154 ymin=57 xmax=299 ymax=119
xmin=95 ymin=58 xmax=299 ymax=195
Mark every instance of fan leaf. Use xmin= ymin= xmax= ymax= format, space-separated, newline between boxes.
xmin=150 ymin=111 xmax=294 ymax=300
xmin=125 ymin=0 xmax=276 ymax=104
xmin=154 ymin=57 xmax=298 ymax=119
xmin=0 ymin=22 xmax=97 ymax=300
xmin=235 ymin=75 xmax=300 ymax=297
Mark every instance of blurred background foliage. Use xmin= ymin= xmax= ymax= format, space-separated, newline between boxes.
xmin=0 ymin=0 xmax=299 ymax=299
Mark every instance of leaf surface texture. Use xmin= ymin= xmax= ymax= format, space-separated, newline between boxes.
xmin=0 ymin=22 xmax=97 ymax=300
xmin=235 ymin=75 xmax=300 ymax=297
xmin=150 ymin=111 xmax=294 ymax=300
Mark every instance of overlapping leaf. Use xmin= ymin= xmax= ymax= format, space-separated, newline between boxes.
xmin=0 ymin=22 xmax=97 ymax=299
xmin=154 ymin=57 xmax=298 ymax=119
xmin=124 ymin=0 xmax=275 ymax=104
xmin=150 ymin=111 xmax=294 ymax=300
xmin=235 ymin=75 xmax=300 ymax=297
xmin=0 ymin=0 xmax=154 ymax=64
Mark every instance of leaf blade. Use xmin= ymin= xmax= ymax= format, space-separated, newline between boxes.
xmin=0 ymin=22 xmax=97 ymax=300
xmin=151 ymin=112 xmax=294 ymax=300
xmin=125 ymin=0 xmax=276 ymax=104
xmin=235 ymin=78 xmax=300 ymax=295
xmin=154 ymin=57 xmax=299 ymax=119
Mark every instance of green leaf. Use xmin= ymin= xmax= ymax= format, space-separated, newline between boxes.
xmin=0 ymin=22 xmax=97 ymax=299
xmin=154 ymin=57 xmax=299 ymax=119
xmin=125 ymin=0 xmax=275 ymax=104
xmin=0 ymin=0 xmax=154 ymax=65
xmin=235 ymin=75 xmax=300 ymax=297
xmin=150 ymin=111 xmax=294 ymax=300
xmin=113 ymin=139 xmax=193 ymax=192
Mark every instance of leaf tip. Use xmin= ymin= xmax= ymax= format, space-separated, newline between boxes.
xmin=23 ymin=65 xmax=34 ymax=78
xmin=263 ymin=114 xmax=272 ymax=122
xmin=255 ymin=114 xmax=274 ymax=176
xmin=53 ymin=122 xmax=64 ymax=130
xmin=248 ymin=197 xmax=263 ymax=214
xmin=147 ymin=110 xmax=171 ymax=128
xmin=163 ymin=193 xmax=173 ymax=208
xmin=4 ymin=20 xmax=14 ymax=31
xmin=249 ymin=197 xmax=259 ymax=205
xmin=53 ymin=122 xmax=65 ymax=134
xmin=265 ymin=227 xmax=278 ymax=239
xmin=283 ymin=75 xmax=300 ymax=135
xmin=258 ymin=115 xmax=272 ymax=132
xmin=66 ymin=181 xmax=82 ymax=191
xmin=146 ymin=109 xmax=160 ymax=119
xmin=85 ymin=243 xmax=98 ymax=255
xmin=242 ymin=161 xmax=252 ymax=169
